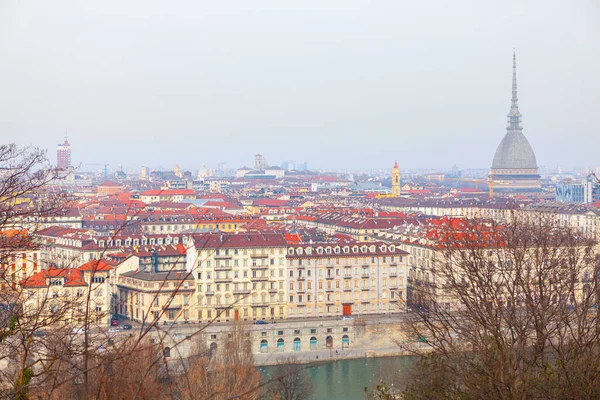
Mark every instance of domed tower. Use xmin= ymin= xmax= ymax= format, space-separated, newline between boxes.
xmin=490 ymin=51 xmax=541 ymax=195
xmin=392 ymin=161 xmax=401 ymax=197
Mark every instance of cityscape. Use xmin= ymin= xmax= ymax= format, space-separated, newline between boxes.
xmin=1 ymin=1 xmax=599 ymax=399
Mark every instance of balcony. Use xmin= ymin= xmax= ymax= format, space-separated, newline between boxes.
xmin=250 ymin=302 xmax=269 ymax=308
xmin=214 ymin=254 xmax=232 ymax=260
xmin=250 ymin=253 xmax=269 ymax=259
xmin=361 ymin=274 xmax=370 ymax=279
xmin=205 ymin=291 xmax=215 ymax=296
xmin=233 ymin=289 xmax=251 ymax=295
xmin=268 ymin=288 xmax=278 ymax=294
xmin=361 ymin=287 xmax=370 ymax=291
xmin=343 ymin=275 xmax=352 ymax=280
xmin=251 ymin=265 xmax=269 ymax=270
xmin=297 ymin=276 xmax=306 ymax=281
xmin=325 ymin=287 xmax=334 ymax=292
xmin=214 ymin=265 xmax=232 ymax=271
xmin=251 ymin=276 xmax=269 ymax=282
xmin=389 ymin=272 xmax=398 ymax=278
xmin=325 ymin=276 xmax=334 ymax=280
xmin=214 ymin=277 xmax=231 ymax=283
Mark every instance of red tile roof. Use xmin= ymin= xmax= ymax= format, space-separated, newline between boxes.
xmin=79 ymin=259 xmax=115 ymax=272
xmin=22 ymin=268 xmax=87 ymax=288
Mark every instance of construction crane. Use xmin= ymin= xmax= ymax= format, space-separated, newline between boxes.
xmin=83 ymin=162 xmax=109 ymax=181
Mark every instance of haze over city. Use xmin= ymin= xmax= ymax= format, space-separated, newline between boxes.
xmin=1 ymin=0 xmax=599 ymax=170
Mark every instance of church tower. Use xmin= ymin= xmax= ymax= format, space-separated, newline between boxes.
xmin=392 ymin=161 xmax=401 ymax=197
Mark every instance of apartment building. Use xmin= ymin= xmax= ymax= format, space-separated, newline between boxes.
xmin=286 ymin=239 xmax=409 ymax=318
xmin=117 ymin=270 xmax=195 ymax=324
xmin=186 ymin=232 xmax=289 ymax=322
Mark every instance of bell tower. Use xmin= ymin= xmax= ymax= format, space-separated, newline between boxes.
xmin=392 ymin=162 xmax=401 ymax=197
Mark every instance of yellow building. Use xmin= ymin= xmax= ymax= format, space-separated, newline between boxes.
xmin=392 ymin=161 xmax=401 ymax=197
xmin=186 ymin=232 xmax=288 ymax=323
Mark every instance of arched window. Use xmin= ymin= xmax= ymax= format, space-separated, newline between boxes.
xmin=277 ymin=338 xmax=285 ymax=352
xmin=293 ymin=337 xmax=301 ymax=351
xmin=326 ymin=336 xmax=333 ymax=349
xmin=260 ymin=339 xmax=268 ymax=353
xmin=342 ymin=335 xmax=349 ymax=349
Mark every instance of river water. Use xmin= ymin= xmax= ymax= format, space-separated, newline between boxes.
xmin=260 ymin=355 xmax=417 ymax=400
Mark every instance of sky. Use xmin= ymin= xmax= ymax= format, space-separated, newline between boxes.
xmin=1 ymin=0 xmax=598 ymax=172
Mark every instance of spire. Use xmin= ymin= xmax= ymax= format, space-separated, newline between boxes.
xmin=507 ymin=49 xmax=522 ymax=132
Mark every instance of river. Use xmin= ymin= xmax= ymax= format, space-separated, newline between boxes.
xmin=260 ymin=355 xmax=417 ymax=400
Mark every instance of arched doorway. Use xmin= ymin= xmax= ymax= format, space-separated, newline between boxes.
xmin=163 ymin=346 xmax=171 ymax=358
xmin=277 ymin=338 xmax=285 ymax=352
xmin=309 ymin=336 xmax=317 ymax=350
xmin=260 ymin=339 xmax=268 ymax=353
xmin=293 ymin=337 xmax=301 ymax=351
xmin=326 ymin=336 xmax=333 ymax=349
xmin=209 ymin=342 xmax=218 ymax=357
xmin=342 ymin=335 xmax=349 ymax=349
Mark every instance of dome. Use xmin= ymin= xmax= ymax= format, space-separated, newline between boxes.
xmin=491 ymin=131 xmax=538 ymax=169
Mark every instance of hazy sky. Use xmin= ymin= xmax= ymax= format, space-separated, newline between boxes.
xmin=1 ymin=0 xmax=598 ymax=171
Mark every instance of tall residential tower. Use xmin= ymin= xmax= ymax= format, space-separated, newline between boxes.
xmin=57 ymin=137 xmax=71 ymax=170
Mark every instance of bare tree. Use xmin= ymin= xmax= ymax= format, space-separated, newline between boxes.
xmin=393 ymin=215 xmax=600 ymax=399
xmin=267 ymin=354 xmax=313 ymax=400
xmin=177 ymin=320 xmax=261 ymax=400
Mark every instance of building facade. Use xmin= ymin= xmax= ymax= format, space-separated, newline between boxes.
xmin=286 ymin=240 xmax=408 ymax=318
xmin=186 ymin=233 xmax=289 ymax=323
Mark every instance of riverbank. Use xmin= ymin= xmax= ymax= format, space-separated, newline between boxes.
xmin=254 ymin=343 xmax=427 ymax=366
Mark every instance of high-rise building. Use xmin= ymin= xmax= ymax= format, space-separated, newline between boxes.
xmin=490 ymin=52 xmax=541 ymax=195
xmin=556 ymin=174 xmax=600 ymax=203
xmin=57 ymin=137 xmax=71 ymax=170
xmin=392 ymin=161 xmax=401 ymax=197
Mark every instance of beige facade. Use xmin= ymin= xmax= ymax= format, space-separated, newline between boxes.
xmin=117 ymin=270 xmax=195 ymax=324
xmin=186 ymin=233 xmax=289 ymax=322
xmin=286 ymin=242 xmax=409 ymax=318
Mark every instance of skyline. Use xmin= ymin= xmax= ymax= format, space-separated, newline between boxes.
xmin=2 ymin=0 xmax=599 ymax=170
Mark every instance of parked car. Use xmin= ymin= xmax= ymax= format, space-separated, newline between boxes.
xmin=108 ymin=327 xmax=120 ymax=333
xmin=32 ymin=330 xmax=46 ymax=337
xmin=72 ymin=327 xmax=85 ymax=335
xmin=122 ymin=323 xmax=132 ymax=330
xmin=255 ymin=320 xmax=268 ymax=325
xmin=342 ymin=316 xmax=354 ymax=320
xmin=111 ymin=319 xmax=119 ymax=327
